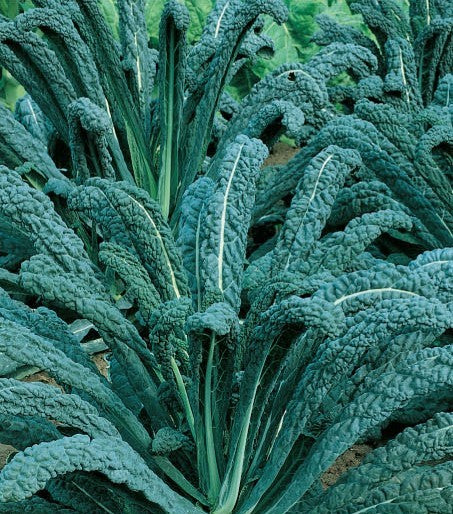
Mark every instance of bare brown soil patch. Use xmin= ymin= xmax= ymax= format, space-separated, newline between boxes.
xmin=321 ymin=443 xmax=374 ymax=488
xmin=265 ymin=141 xmax=299 ymax=167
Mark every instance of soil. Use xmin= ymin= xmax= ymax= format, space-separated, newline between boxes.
xmin=264 ymin=141 xmax=299 ymax=167
xmin=0 ymin=444 xmax=14 ymax=468
xmin=321 ymin=444 xmax=375 ymax=487
xmin=91 ymin=351 xmax=111 ymax=378
xmin=23 ymin=371 xmax=60 ymax=388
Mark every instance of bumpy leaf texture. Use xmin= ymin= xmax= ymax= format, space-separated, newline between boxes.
xmin=0 ymin=1 xmax=451 ymax=513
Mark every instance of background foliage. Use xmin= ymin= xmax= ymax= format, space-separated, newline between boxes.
xmin=0 ymin=1 xmax=30 ymax=109
xmin=0 ymin=0 xmax=372 ymax=106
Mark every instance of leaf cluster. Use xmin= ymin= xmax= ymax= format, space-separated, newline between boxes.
xmin=0 ymin=1 xmax=450 ymax=513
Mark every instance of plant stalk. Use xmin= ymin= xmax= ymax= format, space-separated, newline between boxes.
xmin=158 ymin=25 xmax=175 ymax=220
xmin=205 ymin=332 xmax=221 ymax=503
xmin=171 ymin=356 xmax=196 ymax=441
xmin=214 ymin=380 xmax=260 ymax=514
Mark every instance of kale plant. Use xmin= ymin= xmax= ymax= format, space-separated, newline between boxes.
xmin=256 ymin=0 xmax=452 ymax=258
xmin=0 ymin=0 xmax=451 ymax=513
xmin=0 ymin=0 xmax=297 ymax=219
xmin=0 ymin=143 xmax=450 ymax=512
